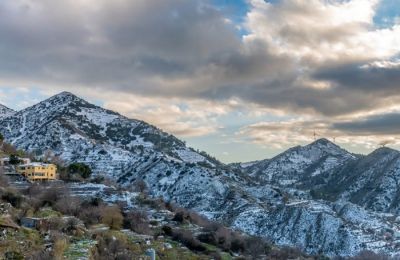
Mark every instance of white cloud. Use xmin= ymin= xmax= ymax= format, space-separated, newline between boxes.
xmin=84 ymin=90 xmax=231 ymax=138
xmin=245 ymin=0 xmax=400 ymax=63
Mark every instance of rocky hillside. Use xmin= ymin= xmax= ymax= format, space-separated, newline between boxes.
xmin=306 ymin=147 xmax=400 ymax=214
xmin=1 ymin=92 xmax=400 ymax=257
xmin=242 ymin=138 xmax=400 ymax=215
xmin=244 ymin=138 xmax=356 ymax=186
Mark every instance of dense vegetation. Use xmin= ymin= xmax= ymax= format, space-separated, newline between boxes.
xmin=67 ymin=163 xmax=92 ymax=179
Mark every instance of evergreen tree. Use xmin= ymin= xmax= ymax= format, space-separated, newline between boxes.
xmin=68 ymin=163 xmax=92 ymax=179
xmin=9 ymin=154 xmax=21 ymax=165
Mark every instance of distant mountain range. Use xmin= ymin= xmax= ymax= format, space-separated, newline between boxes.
xmin=1 ymin=92 xmax=400 ymax=257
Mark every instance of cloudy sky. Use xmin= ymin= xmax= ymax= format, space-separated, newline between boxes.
xmin=0 ymin=0 xmax=400 ymax=162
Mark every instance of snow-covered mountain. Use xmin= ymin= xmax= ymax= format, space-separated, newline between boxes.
xmin=245 ymin=138 xmax=356 ymax=186
xmin=308 ymin=147 xmax=400 ymax=214
xmin=242 ymin=139 xmax=400 ymax=215
xmin=0 ymin=104 xmax=15 ymax=120
xmin=1 ymin=92 xmax=400 ymax=257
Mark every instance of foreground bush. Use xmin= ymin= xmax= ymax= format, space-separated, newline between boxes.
xmin=161 ymin=225 xmax=206 ymax=252
xmin=124 ymin=210 xmax=151 ymax=235
xmin=2 ymin=189 xmax=22 ymax=207
xmin=93 ymin=233 xmax=139 ymax=260
xmin=100 ymin=206 xmax=123 ymax=230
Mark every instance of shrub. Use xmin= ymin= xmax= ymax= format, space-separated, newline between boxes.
xmin=124 ymin=210 xmax=151 ymax=235
xmin=54 ymin=196 xmax=81 ymax=216
xmin=52 ymin=233 xmax=69 ymax=259
xmin=171 ymin=207 xmax=211 ymax=227
xmin=2 ymin=190 xmax=22 ymax=207
xmin=162 ymin=225 xmax=173 ymax=236
xmin=8 ymin=154 xmax=21 ymax=165
xmin=94 ymin=233 xmax=137 ymax=260
xmin=149 ymin=220 xmax=158 ymax=226
xmin=53 ymin=238 xmax=68 ymax=259
xmin=5 ymin=251 xmax=24 ymax=260
xmin=64 ymin=217 xmax=81 ymax=235
xmin=47 ymin=217 xmax=65 ymax=231
xmin=27 ymin=250 xmax=53 ymax=260
xmin=143 ymin=197 xmax=166 ymax=210
xmin=1 ymin=142 xmax=17 ymax=155
xmin=197 ymin=232 xmax=216 ymax=245
xmin=68 ymin=163 xmax=92 ymax=179
xmin=101 ymin=206 xmax=123 ymax=230
xmin=245 ymin=236 xmax=272 ymax=258
xmin=78 ymin=205 xmax=103 ymax=226
xmin=39 ymin=185 xmax=68 ymax=207
xmin=197 ymin=226 xmax=238 ymax=252
xmin=215 ymin=227 xmax=232 ymax=250
xmin=230 ymin=237 xmax=245 ymax=252
xmin=171 ymin=229 xmax=206 ymax=252
xmin=172 ymin=211 xmax=187 ymax=223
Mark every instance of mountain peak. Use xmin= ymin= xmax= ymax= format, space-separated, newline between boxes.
xmin=50 ymin=91 xmax=81 ymax=101
xmin=310 ymin=138 xmax=335 ymax=146
xmin=308 ymin=137 xmax=347 ymax=150
xmin=57 ymin=91 xmax=76 ymax=97
xmin=12 ymin=91 xmax=92 ymax=118
xmin=369 ymin=146 xmax=399 ymax=157
xmin=42 ymin=91 xmax=88 ymax=107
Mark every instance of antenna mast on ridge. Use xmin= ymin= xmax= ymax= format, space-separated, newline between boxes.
xmin=313 ymin=130 xmax=319 ymax=141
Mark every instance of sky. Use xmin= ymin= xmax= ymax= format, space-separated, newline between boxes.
xmin=0 ymin=0 xmax=400 ymax=163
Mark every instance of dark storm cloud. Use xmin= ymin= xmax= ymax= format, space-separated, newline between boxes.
xmin=314 ymin=63 xmax=400 ymax=93
xmin=334 ymin=113 xmax=400 ymax=135
xmin=0 ymin=0 xmax=298 ymax=104
xmin=0 ymin=0 xmax=242 ymax=86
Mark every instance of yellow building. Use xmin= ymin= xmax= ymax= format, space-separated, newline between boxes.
xmin=16 ymin=163 xmax=57 ymax=181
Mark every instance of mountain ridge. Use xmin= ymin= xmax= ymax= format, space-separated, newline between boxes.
xmin=2 ymin=92 xmax=400 ymax=256
xmin=243 ymin=137 xmax=357 ymax=186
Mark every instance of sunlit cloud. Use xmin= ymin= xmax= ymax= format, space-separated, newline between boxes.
xmin=0 ymin=0 xmax=400 ymax=160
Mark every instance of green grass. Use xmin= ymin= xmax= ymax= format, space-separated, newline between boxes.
xmin=0 ymin=227 xmax=43 ymax=259
xmin=63 ymin=239 xmax=97 ymax=260
xmin=34 ymin=207 xmax=62 ymax=218
xmin=220 ymin=252 xmax=233 ymax=260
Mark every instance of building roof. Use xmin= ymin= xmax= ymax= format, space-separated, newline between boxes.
xmin=18 ymin=162 xmax=55 ymax=167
